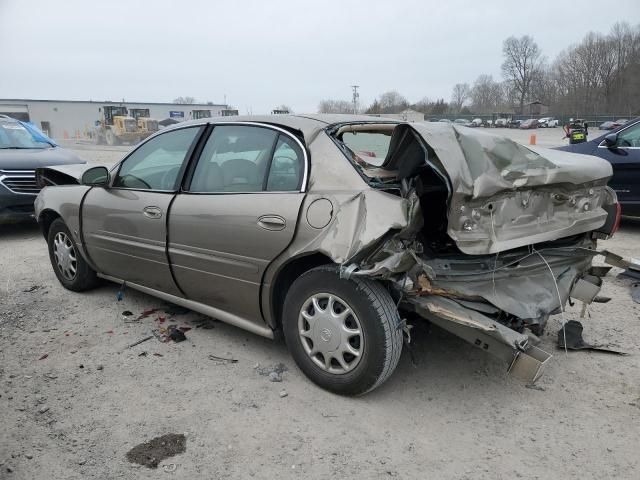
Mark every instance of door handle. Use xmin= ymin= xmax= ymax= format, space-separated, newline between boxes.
xmin=142 ymin=206 xmax=163 ymax=219
xmin=257 ymin=215 xmax=286 ymax=231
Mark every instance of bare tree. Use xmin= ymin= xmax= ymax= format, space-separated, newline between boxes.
xmin=501 ymin=36 xmax=543 ymax=113
xmin=173 ymin=96 xmax=196 ymax=104
xmin=318 ymin=99 xmax=353 ymax=114
xmin=450 ymin=83 xmax=470 ymax=113
xmin=377 ymin=91 xmax=408 ymax=113
xmin=470 ymin=75 xmax=503 ymax=113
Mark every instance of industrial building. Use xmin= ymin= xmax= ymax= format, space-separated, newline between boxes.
xmin=0 ymin=98 xmax=235 ymax=140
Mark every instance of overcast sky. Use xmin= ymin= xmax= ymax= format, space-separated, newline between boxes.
xmin=1 ymin=0 xmax=638 ymax=113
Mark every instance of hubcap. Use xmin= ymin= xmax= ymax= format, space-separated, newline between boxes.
xmin=53 ymin=232 xmax=77 ymax=281
xmin=298 ymin=293 xmax=364 ymax=374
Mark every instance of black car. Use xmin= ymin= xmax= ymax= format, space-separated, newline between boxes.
xmin=557 ymin=117 xmax=640 ymax=217
xmin=0 ymin=116 xmax=85 ymax=222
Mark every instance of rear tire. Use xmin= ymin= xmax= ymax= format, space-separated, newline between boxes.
xmin=47 ymin=218 xmax=99 ymax=291
xmin=282 ymin=266 xmax=403 ymax=395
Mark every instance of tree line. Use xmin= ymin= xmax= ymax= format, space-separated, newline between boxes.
xmin=318 ymin=22 xmax=639 ymax=117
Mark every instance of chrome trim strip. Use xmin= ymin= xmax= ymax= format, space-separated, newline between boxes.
xmin=97 ymin=273 xmax=275 ymax=339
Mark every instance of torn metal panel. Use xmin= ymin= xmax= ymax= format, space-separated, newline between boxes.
xmin=420 ymin=242 xmax=596 ymax=320
xmin=407 ymin=295 xmax=552 ymax=383
xmin=387 ymin=123 xmax=614 ymax=255
xmin=287 ymin=190 xmax=412 ymax=265
xmin=407 ymin=123 xmax=613 ymax=199
xmin=35 ymin=164 xmax=92 ymax=186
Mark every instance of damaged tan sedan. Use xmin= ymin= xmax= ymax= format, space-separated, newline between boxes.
xmin=34 ymin=115 xmax=634 ymax=395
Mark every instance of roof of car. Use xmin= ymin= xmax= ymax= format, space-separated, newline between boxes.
xmin=165 ymin=114 xmax=402 ymax=140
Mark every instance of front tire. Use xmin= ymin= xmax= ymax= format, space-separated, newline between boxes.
xmin=282 ymin=266 xmax=403 ymax=395
xmin=47 ymin=218 xmax=99 ymax=291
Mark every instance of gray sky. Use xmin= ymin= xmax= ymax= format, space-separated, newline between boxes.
xmin=1 ymin=0 xmax=638 ymax=113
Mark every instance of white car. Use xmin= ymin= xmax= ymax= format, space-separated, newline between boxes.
xmin=539 ymin=117 xmax=559 ymax=128
xmin=494 ymin=118 xmax=508 ymax=127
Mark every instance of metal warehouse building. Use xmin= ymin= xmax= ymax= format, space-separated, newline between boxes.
xmin=0 ymin=99 xmax=233 ymax=140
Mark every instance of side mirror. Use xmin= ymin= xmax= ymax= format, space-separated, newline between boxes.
xmin=603 ymin=133 xmax=618 ymax=148
xmin=81 ymin=166 xmax=110 ymax=186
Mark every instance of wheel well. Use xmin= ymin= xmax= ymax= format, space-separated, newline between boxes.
xmin=38 ymin=209 xmax=61 ymax=239
xmin=270 ymin=252 xmax=334 ymax=329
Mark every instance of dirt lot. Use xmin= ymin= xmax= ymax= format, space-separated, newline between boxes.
xmin=1 ymin=127 xmax=640 ymax=479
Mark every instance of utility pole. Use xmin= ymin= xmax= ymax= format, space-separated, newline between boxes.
xmin=351 ymin=85 xmax=359 ymax=114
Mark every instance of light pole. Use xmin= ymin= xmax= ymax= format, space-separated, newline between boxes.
xmin=351 ymin=85 xmax=360 ymax=114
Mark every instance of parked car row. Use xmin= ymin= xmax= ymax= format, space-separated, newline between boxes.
xmin=438 ymin=117 xmax=560 ymax=129
xmin=599 ymin=119 xmax=629 ymax=130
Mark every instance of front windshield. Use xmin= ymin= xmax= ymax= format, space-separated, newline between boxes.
xmin=0 ymin=121 xmax=52 ymax=149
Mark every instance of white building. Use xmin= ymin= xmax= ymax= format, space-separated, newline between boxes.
xmin=0 ymin=98 xmax=233 ymax=140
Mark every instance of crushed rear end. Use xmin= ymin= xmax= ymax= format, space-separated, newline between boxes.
xmin=324 ymin=121 xmax=633 ymax=382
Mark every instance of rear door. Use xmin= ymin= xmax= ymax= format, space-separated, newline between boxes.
xmin=82 ymin=126 xmax=202 ymax=295
xmin=168 ymin=124 xmax=307 ymax=324
xmin=595 ymin=120 xmax=640 ymax=216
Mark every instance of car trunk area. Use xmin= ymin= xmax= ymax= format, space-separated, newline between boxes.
xmin=328 ymin=121 xmax=619 ymax=382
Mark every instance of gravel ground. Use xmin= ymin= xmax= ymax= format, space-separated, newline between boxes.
xmin=1 ymin=127 xmax=639 ymax=479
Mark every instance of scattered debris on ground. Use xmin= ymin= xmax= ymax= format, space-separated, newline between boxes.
xmin=255 ymin=363 xmax=288 ymax=382
xmin=126 ymin=335 xmax=153 ymax=349
xmin=619 ymin=267 xmax=640 ymax=281
xmin=22 ymin=285 xmax=42 ymax=293
xmin=125 ymin=433 xmax=186 ymax=469
xmin=631 ymin=283 xmax=640 ymax=304
xmin=167 ymin=326 xmax=187 ymax=343
xmin=557 ymin=320 xmax=628 ymax=355
xmin=208 ymin=354 xmax=238 ymax=364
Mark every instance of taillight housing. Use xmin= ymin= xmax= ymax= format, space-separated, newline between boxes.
xmin=611 ymin=201 xmax=622 ymax=236
xmin=594 ymin=199 xmax=621 ymax=239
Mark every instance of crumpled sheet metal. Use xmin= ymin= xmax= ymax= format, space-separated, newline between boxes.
xmin=426 ymin=250 xmax=593 ymax=321
xmin=408 ymin=295 xmax=529 ymax=358
xmin=290 ymin=189 xmax=411 ymax=265
xmin=409 ymin=123 xmax=613 ymax=200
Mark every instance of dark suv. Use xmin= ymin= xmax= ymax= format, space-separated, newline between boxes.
xmin=0 ymin=116 xmax=84 ymax=222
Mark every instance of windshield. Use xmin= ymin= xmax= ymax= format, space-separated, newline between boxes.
xmin=0 ymin=121 xmax=53 ymax=149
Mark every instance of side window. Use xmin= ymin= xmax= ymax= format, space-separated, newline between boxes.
xmin=266 ymin=135 xmax=304 ymax=191
xmin=616 ymin=123 xmax=640 ymax=148
xmin=190 ymin=125 xmax=278 ymax=192
xmin=114 ymin=127 xmax=200 ymax=190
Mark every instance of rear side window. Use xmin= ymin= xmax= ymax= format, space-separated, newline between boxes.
xmin=189 ymin=125 xmax=304 ymax=192
xmin=114 ymin=127 xmax=200 ymax=190
xmin=266 ymin=135 xmax=304 ymax=191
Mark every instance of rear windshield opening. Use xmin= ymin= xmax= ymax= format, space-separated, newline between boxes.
xmin=332 ymin=123 xmax=456 ymax=254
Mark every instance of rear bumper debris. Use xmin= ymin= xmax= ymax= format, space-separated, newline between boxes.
xmin=405 ymin=295 xmax=552 ymax=383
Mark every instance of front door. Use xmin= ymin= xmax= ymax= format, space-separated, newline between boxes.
xmin=597 ymin=121 xmax=640 ymax=216
xmin=168 ymin=124 xmax=307 ymax=323
xmin=82 ymin=126 xmax=203 ymax=294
